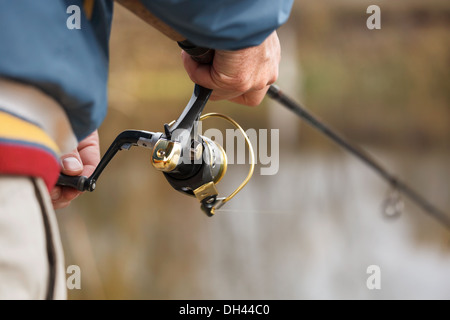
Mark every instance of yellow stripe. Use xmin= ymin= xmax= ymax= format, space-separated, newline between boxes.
xmin=83 ymin=0 xmax=95 ymax=20
xmin=0 ymin=112 xmax=60 ymax=154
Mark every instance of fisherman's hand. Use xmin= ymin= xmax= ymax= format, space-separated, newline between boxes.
xmin=181 ymin=31 xmax=281 ymax=106
xmin=50 ymin=130 xmax=100 ymax=209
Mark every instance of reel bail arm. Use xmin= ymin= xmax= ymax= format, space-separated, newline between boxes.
xmin=152 ymin=86 xmax=255 ymax=217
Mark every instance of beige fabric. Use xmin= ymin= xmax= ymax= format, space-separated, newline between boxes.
xmin=0 ymin=176 xmax=66 ymax=300
xmin=0 ymin=77 xmax=78 ymax=155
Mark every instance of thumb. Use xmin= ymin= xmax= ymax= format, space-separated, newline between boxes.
xmin=60 ymin=150 xmax=83 ymax=176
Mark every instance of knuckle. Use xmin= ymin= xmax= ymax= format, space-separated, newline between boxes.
xmin=236 ymin=81 xmax=252 ymax=93
xmin=213 ymin=71 xmax=251 ymax=93
xmin=268 ymin=70 xmax=279 ymax=85
xmin=253 ymin=81 xmax=267 ymax=92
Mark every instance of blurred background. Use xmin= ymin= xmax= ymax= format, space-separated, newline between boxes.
xmin=57 ymin=0 xmax=450 ymax=299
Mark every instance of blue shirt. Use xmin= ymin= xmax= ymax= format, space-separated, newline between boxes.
xmin=0 ymin=0 xmax=293 ymax=141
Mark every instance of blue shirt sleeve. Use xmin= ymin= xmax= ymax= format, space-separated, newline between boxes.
xmin=0 ymin=0 xmax=113 ymax=142
xmin=139 ymin=0 xmax=294 ymax=50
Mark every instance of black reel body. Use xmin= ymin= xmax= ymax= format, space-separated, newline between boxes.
xmin=163 ymin=135 xmax=227 ymax=216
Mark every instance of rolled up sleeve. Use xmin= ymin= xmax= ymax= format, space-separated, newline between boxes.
xmin=139 ymin=0 xmax=294 ymax=50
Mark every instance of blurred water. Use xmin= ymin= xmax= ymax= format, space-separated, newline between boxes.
xmin=57 ymin=147 xmax=450 ymax=300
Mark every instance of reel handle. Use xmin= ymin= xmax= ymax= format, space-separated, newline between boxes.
xmin=56 ymin=174 xmax=92 ymax=192
xmin=56 ymin=130 xmax=161 ymax=192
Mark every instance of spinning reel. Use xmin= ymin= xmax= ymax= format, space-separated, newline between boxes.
xmin=57 ymin=84 xmax=254 ymax=216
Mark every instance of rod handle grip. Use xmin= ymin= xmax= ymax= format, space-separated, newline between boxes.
xmin=178 ymin=40 xmax=214 ymax=65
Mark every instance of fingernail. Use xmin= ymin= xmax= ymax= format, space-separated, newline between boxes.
xmin=51 ymin=188 xmax=61 ymax=200
xmin=62 ymin=157 xmax=82 ymax=171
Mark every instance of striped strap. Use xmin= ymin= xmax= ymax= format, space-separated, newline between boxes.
xmin=0 ymin=110 xmax=60 ymax=191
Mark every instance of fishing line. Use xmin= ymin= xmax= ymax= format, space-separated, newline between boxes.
xmin=215 ymin=209 xmax=298 ymax=215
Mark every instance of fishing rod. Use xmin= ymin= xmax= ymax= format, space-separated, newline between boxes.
xmin=267 ymin=85 xmax=450 ymax=229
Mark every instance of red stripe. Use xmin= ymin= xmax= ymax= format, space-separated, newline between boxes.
xmin=0 ymin=143 xmax=60 ymax=191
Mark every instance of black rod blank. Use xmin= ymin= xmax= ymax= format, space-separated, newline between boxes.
xmin=267 ymin=85 xmax=450 ymax=230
